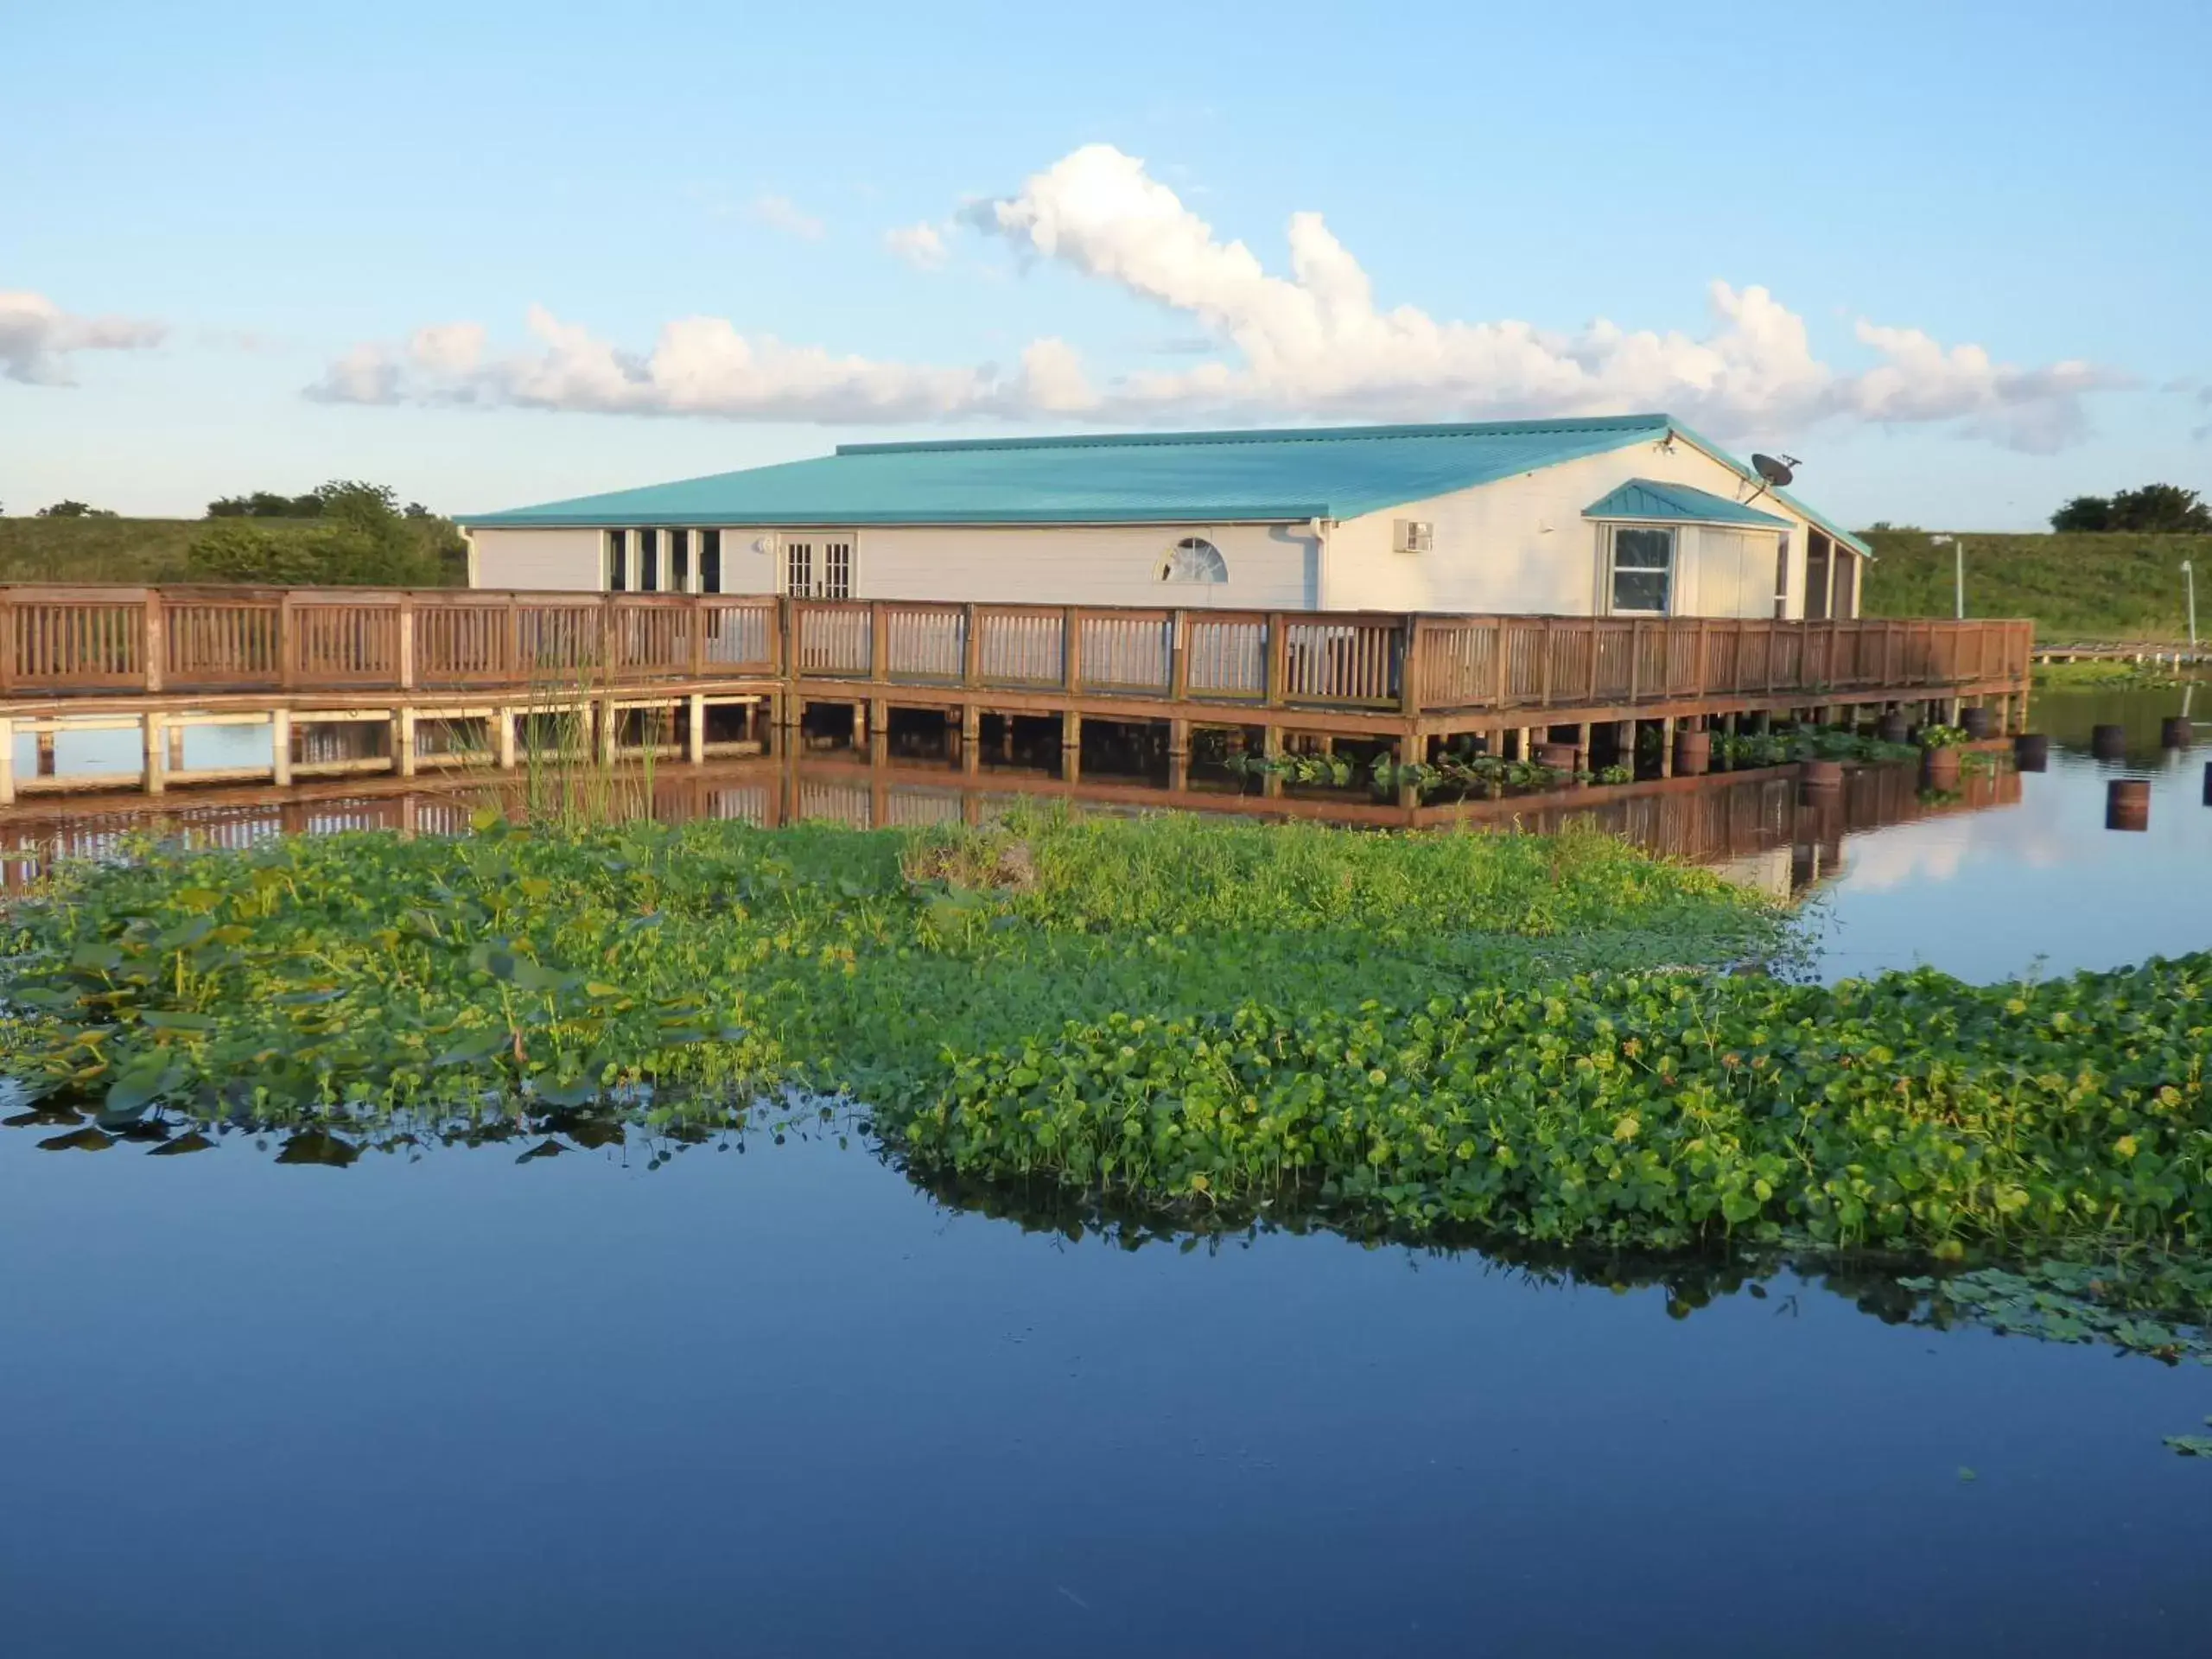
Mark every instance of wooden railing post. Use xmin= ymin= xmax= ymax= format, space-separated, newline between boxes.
xmin=279 ymin=593 xmax=300 ymax=690
xmin=689 ymin=594 xmax=706 ymax=679
xmin=1168 ymin=608 xmax=1189 ymax=701
xmin=1063 ymin=605 xmax=1083 ymax=693
xmin=1399 ymin=614 xmax=1425 ymax=715
xmin=1492 ymin=618 xmax=1510 ymax=708
xmin=397 ymin=592 xmax=417 ymax=691
xmin=0 ymin=589 xmax=13 ymax=696
xmin=1586 ymin=619 xmax=1601 ymax=703
xmin=1537 ymin=619 xmax=1554 ymax=708
xmin=1265 ymin=612 xmax=1287 ymax=707
xmin=601 ymin=594 xmax=618 ymax=684
xmin=143 ymin=588 xmax=165 ymax=695
xmin=962 ymin=602 xmax=982 ymax=686
xmin=1628 ymin=619 xmax=1643 ymax=702
xmin=870 ymin=600 xmax=889 ymax=683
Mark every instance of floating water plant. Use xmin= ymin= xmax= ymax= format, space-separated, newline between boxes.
xmin=1 ymin=806 xmax=2205 ymax=1282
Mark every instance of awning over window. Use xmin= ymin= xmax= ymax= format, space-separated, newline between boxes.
xmin=1584 ymin=479 xmax=1792 ymax=529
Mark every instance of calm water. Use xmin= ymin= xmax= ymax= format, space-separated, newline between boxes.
xmin=3 ymin=683 xmax=2209 ymax=1657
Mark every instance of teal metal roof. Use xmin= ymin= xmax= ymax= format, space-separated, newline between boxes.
xmin=460 ymin=411 xmax=1874 ymax=557
xmin=1584 ymin=478 xmax=1792 ymax=529
xmin=461 ymin=414 xmax=1675 ymax=528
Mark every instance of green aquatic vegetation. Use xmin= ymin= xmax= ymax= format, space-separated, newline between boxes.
xmin=0 ymin=810 xmax=1783 ymax=1125
xmin=3 ymin=808 xmax=2208 ymax=1277
xmin=1894 ymin=1263 xmax=2212 ymax=1362
xmin=2032 ymin=658 xmax=2192 ymax=690
xmin=906 ymin=954 xmax=2210 ymax=1256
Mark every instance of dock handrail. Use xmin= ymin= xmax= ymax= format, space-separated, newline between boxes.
xmin=0 ymin=584 xmax=2033 ymax=714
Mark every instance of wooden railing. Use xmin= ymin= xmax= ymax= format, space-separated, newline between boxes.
xmin=0 ymin=586 xmax=2033 ymax=715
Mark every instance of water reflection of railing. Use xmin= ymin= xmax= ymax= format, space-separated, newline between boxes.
xmin=0 ymin=754 xmax=2023 ymax=894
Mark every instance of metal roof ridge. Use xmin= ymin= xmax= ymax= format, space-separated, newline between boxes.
xmin=833 ymin=412 xmax=1675 ymax=457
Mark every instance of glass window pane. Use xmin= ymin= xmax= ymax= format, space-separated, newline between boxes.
xmin=1612 ymin=569 xmax=1669 ymax=613
xmin=1613 ymin=528 xmax=1673 ymax=570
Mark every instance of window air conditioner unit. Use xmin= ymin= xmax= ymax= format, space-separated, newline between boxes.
xmin=1393 ymin=518 xmax=1434 ymax=555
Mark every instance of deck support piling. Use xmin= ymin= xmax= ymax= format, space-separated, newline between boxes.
xmin=1061 ymin=712 xmax=1083 ymax=782
xmin=1392 ymin=735 xmax=1420 ymax=809
xmin=142 ymin=713 xmax=167 ymax=795
xmin=688 ymin=694 xmax=707 ymax=765
xmin=495 ymin=709 xmax=517 ymax=770
xmin=394 ymin=709 xmax=418 ymax=778
xmin=960 ymin=703 xmax=981 ymax=776
xmin=270 ymin=709 xmax=292 ymax=787
xmin=0 ymin=716 xmax=13 ymax=805
xmin=1261 ymin=725 xmax=1284 ymax=797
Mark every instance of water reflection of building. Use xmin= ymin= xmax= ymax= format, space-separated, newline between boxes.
xmin=1 ymin=751 xmax=2021 ymax=897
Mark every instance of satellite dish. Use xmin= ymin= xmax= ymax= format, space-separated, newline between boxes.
xmin=1752 ymin=453 xmax=1798 ymax=487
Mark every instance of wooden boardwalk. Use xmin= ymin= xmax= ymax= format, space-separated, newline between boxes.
xmin=0 ymin=584 xmax=2032 ymax=803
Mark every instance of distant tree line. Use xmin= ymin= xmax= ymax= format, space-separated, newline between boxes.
xmin=2050 ymin=483 xmax=2212 ymax=534
xmin=32 ymin=500 xmax=119 ymax=518
xmin=209 ymin=486 xmax=439 ymax=520
xmin=188 ymin=480 xmax=463 ymax=587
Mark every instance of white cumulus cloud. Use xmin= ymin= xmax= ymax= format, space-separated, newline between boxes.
xmin=308 ymin=143 xmax=2123 ymax=448
xmin=749 ymin=194 xmax=824 ymax=240
xmin=308 ymin=302 xmax=1025 ymax=422
xmin=884 ymin=220 xmax=950 ymax=270
xmin=0 ymin=289 xmax=167 ymax=385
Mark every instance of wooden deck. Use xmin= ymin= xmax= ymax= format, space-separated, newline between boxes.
xmin=0 ymin=584 xmax=2032 ymax=803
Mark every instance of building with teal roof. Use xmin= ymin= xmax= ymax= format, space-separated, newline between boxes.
xmin=461 ymin=413 xmax=1870 ymax=622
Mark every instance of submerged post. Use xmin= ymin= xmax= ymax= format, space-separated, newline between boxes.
xmin=2107 ymin=778 xmax=2151 ymax=832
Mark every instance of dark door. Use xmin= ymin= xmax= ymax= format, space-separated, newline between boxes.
xmin=1804 ymin=531 xmax=1832 ymax=622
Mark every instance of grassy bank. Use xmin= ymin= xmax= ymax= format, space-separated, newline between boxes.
xmin=0 ymin=515 xmax=466 ymax=586
xmin=1862 ymin=528 xmax=2212 ymax=642
xmin=2 ymin=811 xmax=2206 ymax=1269
xmin=2031 ymin=658 xmax=2198 ymax=690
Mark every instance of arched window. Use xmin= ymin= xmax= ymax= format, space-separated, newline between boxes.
xmin=1160 ymin=537 xmax=1228 ymax=583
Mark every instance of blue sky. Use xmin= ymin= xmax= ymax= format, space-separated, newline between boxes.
xmin=4 ymin=0 xmax=2208 ymax=530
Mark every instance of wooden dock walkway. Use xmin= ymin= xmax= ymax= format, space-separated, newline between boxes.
xmin=0 ymin=584 xmax=2033 ymax=803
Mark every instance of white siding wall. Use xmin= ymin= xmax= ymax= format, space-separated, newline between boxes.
xmin=472 ymin=528 xmax=601 ymax=591
xmin=1690 ymin=527 xmax=1785 ymax=619
xmin=471 ymin=522 xmax=1317 ymax=608
xmin=1326 ymin=438 xmax=1834 ymax=620
xmin=465 ymin=437 xmax=1858 ymax=621
xmin=824 ymin=524 xmax=1313 ymax=608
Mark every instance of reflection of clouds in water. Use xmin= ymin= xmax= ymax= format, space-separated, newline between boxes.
xmin=1833 ymin=778 xmax=2094 ymax=895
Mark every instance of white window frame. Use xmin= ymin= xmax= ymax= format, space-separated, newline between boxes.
xmin=1159 ymin=535 xmax=1230 ymax=584
xmin=1603 ymin=523 xmax=1677 ymax=617
xmin=778 ymin=531 xmax=858 ymax=599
